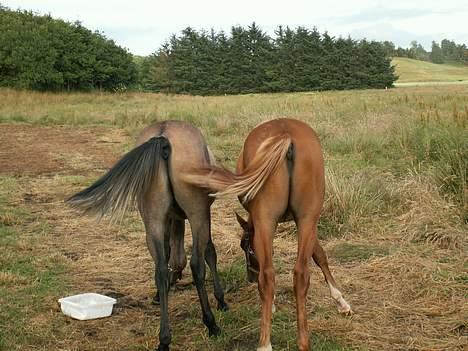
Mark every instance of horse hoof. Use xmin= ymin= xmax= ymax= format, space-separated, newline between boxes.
xmin=217 ymin=301 xmax=229 ymax=312
xmin=339 ymin=307 xmax=353 ymax=316
xmin=208 ymin=324 xmax=221 ymax=337
xmin=257 ymin=344 xmax=272 ymax=351
xmin=156 ymin=344 xmax=169 ymax=351
xmin=337 ymin=300 xmax=352 ymax=315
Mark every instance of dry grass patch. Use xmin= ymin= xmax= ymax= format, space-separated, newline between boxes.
xmin=397 ymin=174 xmax=466 ymax=249
xmin=0 ymin=271 xmax=29 ymax=285
xmin=324 ymin=245 xmax=467 ymax=350
xmin=1 ymin=86 xmax=467 ymax=350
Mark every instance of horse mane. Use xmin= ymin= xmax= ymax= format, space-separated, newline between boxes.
xmin=183 ymin=134 xmax=291 ymax=203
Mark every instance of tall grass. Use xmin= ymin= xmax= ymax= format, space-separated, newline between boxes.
xmin=321 ymin=166 xmax=392 ymax=237
xmin=0 ymin=86 xmax=466 ymax=243
xmin=396 ymin=172 xmax=466 ymax=248
xmin=397 ymin=113 xmax=467 ymax=218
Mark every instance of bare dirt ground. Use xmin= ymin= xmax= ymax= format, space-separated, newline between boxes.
xmin=0 ymin=124 xmax=125 ymax=176
xmin=1 ymin=124 xmax=466 ymax=351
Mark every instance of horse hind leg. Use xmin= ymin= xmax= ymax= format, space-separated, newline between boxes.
xmin=251 ymin=216 xmax=276 ymax=351
xmin=188 ymin=209 xmax=220 ymax=337
xmin=142 ymin=212 xmax=172 ymax=350
xmin=312 ymin=243 xmax=352 ymax=315
xmin=149 ymin=217 xmax=172 ymax=305
xmin=205 ymin=235 xmax=229 ymax=311
xmin=293 ymin=216 xmax=318 ymax=351
xmin=140 ymin=162 xmax=173 ymax=350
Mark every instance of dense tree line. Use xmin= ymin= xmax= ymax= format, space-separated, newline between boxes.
xmin=4 ymin=2 xmax=465 ymax=95
xmin=139 ymin=24 xmax=397 ymax=95
xmin=394 ymin=39 xmax=468 ymax=65
xmin=0 ymin=5 xmax=137 ymax=90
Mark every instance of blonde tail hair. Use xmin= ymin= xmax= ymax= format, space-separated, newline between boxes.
xmin=184 ymin=134 xmax=291 ymax=203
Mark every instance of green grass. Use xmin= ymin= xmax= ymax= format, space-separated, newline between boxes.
xmin=176 ymin=304 xmax=353 ymax=351
xmin=0 ymin=176 xmax=70 ymax=351
xmin=393 ymin=57 xmax=468 ymax=83
xmin=404 ymin=119 xmax=467 ymax=209
xmin=218 ymin=258 xmax=250 ymax=293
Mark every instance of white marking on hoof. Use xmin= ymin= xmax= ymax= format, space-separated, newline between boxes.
xmin=329 ymin=284 xmax=352 ymax=315
xmin=257 ymin=343 xmax=272 ymax=351
xmin=336 ymin=298 xmax=352 ymax=315
xmin=271 ymin=303 xmax=276 ymax=314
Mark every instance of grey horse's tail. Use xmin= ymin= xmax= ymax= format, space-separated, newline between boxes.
xmin=67 ymin=136 xmax=170 ymax=221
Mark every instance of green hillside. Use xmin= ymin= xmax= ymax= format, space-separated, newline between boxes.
xmin=392 ymin=57 xmax=468 ymax=83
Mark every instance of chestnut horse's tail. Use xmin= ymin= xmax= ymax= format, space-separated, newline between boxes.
xmin=184 ymin=134 xmax=291 ymax=203
xmin=67 ymin=136 xmax=170 ymax=221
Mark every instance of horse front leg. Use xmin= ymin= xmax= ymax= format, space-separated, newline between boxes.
xmin=252 ymin=218 xmax=276 ymax=351
xmin=168 ymin=218 xmax=186 ymax=286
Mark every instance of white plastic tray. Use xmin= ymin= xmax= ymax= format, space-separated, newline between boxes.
xmin=58 ymin=293 xmax=117 ymax=320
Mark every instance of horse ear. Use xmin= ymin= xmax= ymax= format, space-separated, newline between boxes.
xmin=235 ymin=211 xmax=249 ymax=231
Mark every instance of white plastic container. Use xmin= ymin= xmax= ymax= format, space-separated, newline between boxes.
xmin=58 ymin=293 xmax=117 ymax=320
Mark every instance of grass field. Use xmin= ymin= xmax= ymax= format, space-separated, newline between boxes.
xmin=393 ymin=57 xmax=468 ymax=84
xmin=0 ymin=86 xmax=466 ymax=351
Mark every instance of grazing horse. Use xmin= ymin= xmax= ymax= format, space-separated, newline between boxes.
xmin=184 ymin=118 xmax=352 ymax=351
xmin=67 ymin=120 xmax=228 ymax=351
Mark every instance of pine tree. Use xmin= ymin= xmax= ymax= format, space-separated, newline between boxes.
xmin=141 ymin=23 xmax=398 ymax=94
xmin=269 ymin=26 xmax=295 ymax=92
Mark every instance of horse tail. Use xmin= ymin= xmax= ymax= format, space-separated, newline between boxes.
xmin=184 ymin=134 xmax=291 ymax=203
xmin=67 ymin=136 xmax=171 ymax=221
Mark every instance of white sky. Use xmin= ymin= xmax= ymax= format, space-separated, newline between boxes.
xmin=3 ymin=0 xmax=468 ymax=55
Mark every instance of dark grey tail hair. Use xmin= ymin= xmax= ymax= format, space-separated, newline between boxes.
xmin=67 ymin=136 xmax=170 ymax=221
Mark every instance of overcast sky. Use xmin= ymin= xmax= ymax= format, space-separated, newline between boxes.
xmin=3 ymin=0 xmax=468 ymax=56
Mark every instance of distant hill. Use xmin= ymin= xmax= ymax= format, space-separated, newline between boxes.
xmin=392 ymin=57 xmax=468 ymax=83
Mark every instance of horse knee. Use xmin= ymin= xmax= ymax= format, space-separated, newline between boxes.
xmin=169 ymin=254 xmax=186 ymax=272
xmin=259 ymin=267 xmax=274 ymax=284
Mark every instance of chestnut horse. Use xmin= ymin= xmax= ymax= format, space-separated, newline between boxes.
xmin=185 ymin=118 xmax=351 ymax=351
xmin=67 ymin=120 xmax=228 ymax=351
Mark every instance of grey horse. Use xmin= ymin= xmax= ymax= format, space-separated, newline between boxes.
xmin=67 ymin=120 xmax=228 ymax=351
